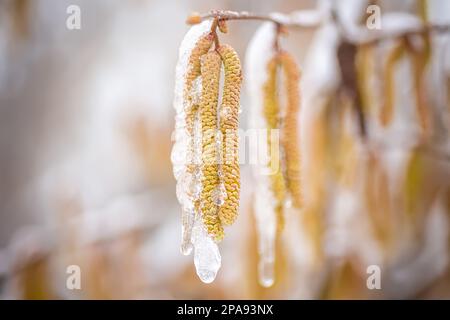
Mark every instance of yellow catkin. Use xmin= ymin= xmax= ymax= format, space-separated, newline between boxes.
xmin=409 ymin=42 xmax=431 ymax=137
xmin=356 ymin=44 xmax=375 ymax=115
xmin=279 ymin=51 xmax=302 ymax=208
xmin=199 ymin=51 xmax=224 ymax=241
xmin=185 ymin=33 xmax=214 ymax=136
xmin=418 ymin=0 xmax=428 ymax=22
xmin=184 ymin=33 xmax=214 ymax=208
xmin=406 ymin=0 xmax=431 ymax=136
xmin=364 ymin=153 xmax=393 ymax=252
xmin=217 ymin=44 xmax=242 ymax=226
xmin=380 ymin=41 xmax=405 ymax=127
xmin=264 ymin=56 xmax=286 ymax=231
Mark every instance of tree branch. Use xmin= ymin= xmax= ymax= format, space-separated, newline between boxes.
xmin=186 ymin=10 xmax=319 ymax=29
xmin=187 ymin=10 xmax=450 ymax=46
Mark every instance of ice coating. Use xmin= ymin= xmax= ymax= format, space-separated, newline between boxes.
xmin=173 ymin=20 xmax=213 ymax=114
xmin=191 ymin=214 xmax=222 ymax=283
xmin=180 ymin=208 xmax=195 ymax=255
xmin=212 ymin=183 xmax=227 ymax=206
xmin=254 ymin=183 xmax=277 ymax=288
xmin=173 ymin=20 xmax=212 ymax=255
xmin=172 ymin=20 xmax=223 ymax=282
xmin=245 ymin=22 xmax=279 ymax=287
xmin=172 ymin=19 xmax=213 ymax=180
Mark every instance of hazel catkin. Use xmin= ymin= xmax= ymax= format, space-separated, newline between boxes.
xmin=184 ymin=33 xmax=214 ymax=208
xmin=199 ymin=51 xmax=224 ymax=241
xmin=184 ymin=33 xmax=214 ymax=137
xmin=217 ymin=44 xmax=242 ymax=227
xmin=380 ymin=41 xmax=405 ymax=127
xmin=263 ymin=56 xmax=286 ymax=231
xmin=279 ymin=51 xmax=302 ymax=209
xmin=408 ymin=41 xmax=431 ymax=137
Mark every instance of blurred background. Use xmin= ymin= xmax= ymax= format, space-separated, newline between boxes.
xmin=0 ymin=0 xmax=450 ymax=299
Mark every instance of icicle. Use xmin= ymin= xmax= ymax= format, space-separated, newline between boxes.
xmin=191 ymin=214 xmax=222 ymax=283
xmin=254 ymin=183 xmax=277 ymax=288
xmin=259 ymin=258 xmax=275 ymax=287
xmin=180 ymin=208 xmax=195 ymax=255
xmin=246 ymin=22 xmax=279 ymax=287
xmin=181 ymin=98 xmax=204 ymax=255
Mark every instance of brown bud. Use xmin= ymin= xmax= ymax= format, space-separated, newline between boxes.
xmin=218 ymin=19 xmax=228 ymax=33
xmin=186 ymin=12 xmax=202 ymax=25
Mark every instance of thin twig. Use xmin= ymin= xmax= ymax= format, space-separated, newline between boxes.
xmin=210 ymin=18 xmax=220 ymax=49
xmin=187 ymin=10 xmax=318 ymax=29
xmin=188 ymin=10 xmax=450 ymax=46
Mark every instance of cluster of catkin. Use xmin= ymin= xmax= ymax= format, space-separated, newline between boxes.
xmin=183 ymin=26 xmax=242 ymax=242
xmin=263 ymin=50 xmax=303 ymax=230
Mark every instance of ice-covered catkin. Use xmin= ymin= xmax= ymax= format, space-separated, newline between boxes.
xmin=183 ymin=34 xmax=214 ymax=253
xmin=185 ymin=33 xmax=214 ymax=165
xmin=380 ymin=41 xmax=405 ymax=127
xmin=173 ymin=21 xmax=214 ymax=256
xmin=185 ymin=33 xmax=214 ymax=96
xmin=279 ymin=51 xmax=302 ymax=208
xmin=217 ymin=44 xmax=242 ymax=226
xmin=264 ymin=56 xmax=286 ymax=231
xmin=409 ymin=42 xmax=431 ymax=136
xmin=200 ymin=51 xmax=224 ymax=241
